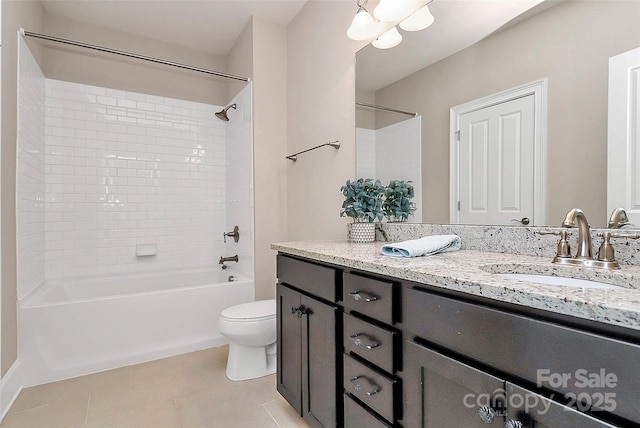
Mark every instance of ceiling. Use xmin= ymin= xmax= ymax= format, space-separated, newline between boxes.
xmin=40 ymin=0 xmax=309 ymax=56
xmin=356 ymin=0 xmax=556 ymax=92
xmin=40 ymin=0 xmax=556 ymax=82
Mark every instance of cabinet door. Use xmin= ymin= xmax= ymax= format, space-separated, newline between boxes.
xmin=277 ymin=283 xmax=302 ymax=415
xmin=506 ymin=383 xmax=618 ymax=428
xmin=405 ymin=341 xmax=505 ymax=428
xmin=302 ymin=294 xmax=339 ymax=428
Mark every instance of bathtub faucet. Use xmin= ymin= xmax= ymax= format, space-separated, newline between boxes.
xmin=219 ymin=255 xmax=239 ymax=269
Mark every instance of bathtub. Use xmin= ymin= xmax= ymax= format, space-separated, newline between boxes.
xmin=19 ymin=269 xmax=253 ymax=386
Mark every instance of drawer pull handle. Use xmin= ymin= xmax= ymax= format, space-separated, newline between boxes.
xmin=350 ymin=334 xmax=379 ymax=349
xmin=348 ymin=291 xmax=378 ymax=302
xmin=349 ymin=376 xmax=380 ymax=396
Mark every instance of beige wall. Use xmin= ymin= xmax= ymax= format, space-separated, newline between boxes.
xmin=251 ymin=18 xmax=288 ymax=300
xmin=1 ymin=0 xmax=45 ymax=378
xmin=227 ymin=16 xmax=289 ymax=300
xmin=374 ymin=0 xmax=640 ymax=226
xmin=42 ymin=14 xmax=229 ymax=105
xmin=227 ymin=18 xmax=253 ymax=103
xmin=286 ymin=0 xmax=366 ymax=241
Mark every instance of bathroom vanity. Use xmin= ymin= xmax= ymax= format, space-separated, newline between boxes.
xmin=273 ymin=239 xmax=640 ymax=428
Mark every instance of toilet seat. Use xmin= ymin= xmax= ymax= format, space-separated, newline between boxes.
xmin=220 ymin=300 xmax=276 ymax=322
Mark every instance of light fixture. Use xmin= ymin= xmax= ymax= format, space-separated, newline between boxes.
xmin=372 ymin=26 xmax=403 ymax=50
xmin=346 ymin=0 xmax=377 ymax=41
xmin=347 ymin=0 xmax=435 ymax=49
xmin=399 ymin=4 xmax=435 ymax=32
xmin=373 ymin=0 xmax=414 ymax=23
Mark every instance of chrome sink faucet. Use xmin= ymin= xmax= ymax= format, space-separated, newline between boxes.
xmin=561 ymin=208 xmax=592 ymax=260
xmin=540 ymin=208 xmax=621 ymax=269
xmin=608 ymin=207 xmax=630 ymax=228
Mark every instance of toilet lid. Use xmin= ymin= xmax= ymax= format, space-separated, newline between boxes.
xmin=221 ymin=299 xmax=276 ymax=321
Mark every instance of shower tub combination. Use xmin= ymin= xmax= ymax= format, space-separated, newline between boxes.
xmin=19 ymin=269 xmax=253 ymax=387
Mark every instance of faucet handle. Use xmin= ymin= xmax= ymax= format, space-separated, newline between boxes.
xmin=596 ymin=232 xmax=639 ymax=263
xmin=538 ymin=230 xmax=572 ymax=237
xmin=607 ymin=232 xmax=640 ymax=240
xmin=538 ymin=230 xmax=572 ymax=258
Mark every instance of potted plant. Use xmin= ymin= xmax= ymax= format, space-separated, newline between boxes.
xmin=382 ymin=180 xmax=416 ymax=222
xmin=340 ymin=178 xmax=384 ymax=243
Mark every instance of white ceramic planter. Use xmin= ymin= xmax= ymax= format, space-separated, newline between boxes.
xmin=349 ymin=222 xmax=376 ymax=243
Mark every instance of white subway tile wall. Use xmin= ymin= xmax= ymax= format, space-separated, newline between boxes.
xmin=355 ymin=127 xmax=376 ymax=179
xmin=355 ymin=117 xmax=422 ymax=222
xmin=42 ymin=79 xmax=241 ymax=279
xmin=17 ymin=38 xmax=47 ymax=299
xmin=376 ymin=116 xmax=422 ymax=222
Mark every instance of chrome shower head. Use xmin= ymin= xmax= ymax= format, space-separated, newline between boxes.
xmin=215 ymin=103 xmax=237 ymax=121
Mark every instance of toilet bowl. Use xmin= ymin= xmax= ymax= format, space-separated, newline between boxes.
xmin=218 ymin=299 xmax=277 ymax=381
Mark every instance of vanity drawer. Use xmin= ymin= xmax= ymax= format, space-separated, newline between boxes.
xmin=405 ymin=286 xmax=640 ymax=423
xmin=344 ymin=393 xmax=392 ymax=428
xmin=344 ymin=313 xmax=397 ymax=374
xmin=343 ymin=272 xmax=395 ymax=324
xmin=276 ymin=254 xmax=338 ymax=303
xmin=344 ymin=354 xmax=397 ymax=423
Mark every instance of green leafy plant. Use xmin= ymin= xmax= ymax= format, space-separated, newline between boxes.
xmin=382 ymin=180 xmax=416 ymax=222
xmin=340 ymin=178 xmax=385 ymax=223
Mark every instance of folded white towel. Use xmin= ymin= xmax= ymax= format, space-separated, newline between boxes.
xmin=381 ymin=235 xmax=461 ymax=258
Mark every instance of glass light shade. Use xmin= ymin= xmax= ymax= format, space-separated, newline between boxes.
xmin=372 ymin=26 xmax=403 ymax=49
xmin=399 ymin=5 xmax=435 ymax=31
xmin=347 ymin=9 xmax=377 ymax=41
xmin=374 ymin=0 xmax=413 ymax=22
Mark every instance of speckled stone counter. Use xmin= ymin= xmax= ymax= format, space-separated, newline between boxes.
xmin=271 ymin=240 xmax=640 ymax=331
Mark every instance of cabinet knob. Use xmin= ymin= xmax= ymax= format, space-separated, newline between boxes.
xmin=505 ymin=420 xmax=524 ymax=428
xmin=348 ymin=291 xmax=379 ymax=302
xmin=350 ymin=334 xmax=380 ymax=349
xmin=290 ymin=306 xmax=309 ymax=318
xmin=477 ymin=406 xmax=506 ymax=424
xmin=349 ymin=376 xmax=380 ymax=396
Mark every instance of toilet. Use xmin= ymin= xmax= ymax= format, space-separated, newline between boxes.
xmin=218 ymin=299 xmax=277 ymax=381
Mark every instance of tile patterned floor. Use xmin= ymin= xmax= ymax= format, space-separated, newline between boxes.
xmin=1 ymin=345 xmax=309 ymax=428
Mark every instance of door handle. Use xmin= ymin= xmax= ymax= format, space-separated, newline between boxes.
xmin=510 ymin=217 xmax=530 ymax=225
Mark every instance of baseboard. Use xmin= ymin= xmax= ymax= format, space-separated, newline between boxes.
xmin=0 ymin=360 xmax=23 ymax=422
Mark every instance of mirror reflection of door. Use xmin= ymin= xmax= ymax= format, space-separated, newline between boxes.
xmin=458 ymin=95 xmax=535 ymax=226
xmin=450 ymin=80 xmax=547 ymax=226
xmin=607 ymin=47 xmax=640 ymax=226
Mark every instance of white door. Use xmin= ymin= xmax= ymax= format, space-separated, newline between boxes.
xmin=608 ymin=47 xmax=640 ymax=226
xmin=457 ymin=94 xmax=535 ymax=226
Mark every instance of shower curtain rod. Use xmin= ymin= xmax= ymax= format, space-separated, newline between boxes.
xmin=356 ymin=102 xmax=417 ymax=117
xmin=20 ymin=29 xmax=250 ymax=82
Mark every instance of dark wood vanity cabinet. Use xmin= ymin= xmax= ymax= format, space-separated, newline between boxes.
xmin=276 ymin=253 xmax=640 ymax=428
xmin=404 ymin=286 xmax=639 ymax=427
xmin=276 ymin=255 xmax=341 ymax=428
xmin=404 ymin=341 xmax=617 ymax=428
xmin=342 ymin=272 xmax=402 ymax=427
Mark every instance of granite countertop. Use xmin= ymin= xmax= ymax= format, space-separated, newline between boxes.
xmin=271 ymin=240 xmax=640 ymax=331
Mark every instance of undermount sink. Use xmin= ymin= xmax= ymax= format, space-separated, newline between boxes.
xmin=496 ymin=273 xmax=623 ymax=290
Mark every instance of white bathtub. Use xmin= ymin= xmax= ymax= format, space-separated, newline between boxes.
xmin=19 ymin=269 xmax=253 ymax=386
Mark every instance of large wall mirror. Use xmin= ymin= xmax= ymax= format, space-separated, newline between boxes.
xmin=355 ymin=0 xmax=640 ymax=228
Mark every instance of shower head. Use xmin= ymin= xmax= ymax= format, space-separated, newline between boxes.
xmin=215 ymin=103 xmax=237 ymax=121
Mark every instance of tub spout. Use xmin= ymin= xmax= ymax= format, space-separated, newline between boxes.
xmin=219 ymin=255 xmax=239 ymax=265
